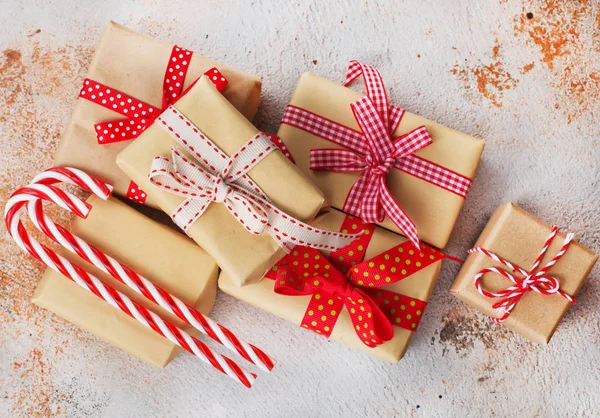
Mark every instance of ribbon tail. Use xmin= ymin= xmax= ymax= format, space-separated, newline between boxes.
xmin=225 ymin=194 xmax=269 ymax=236
xmin=378 ymin=179 xmax=419 ymax=249
xmin=343 ymin=171 xmax=375 ymax=219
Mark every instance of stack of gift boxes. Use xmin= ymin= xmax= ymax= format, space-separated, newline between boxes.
xmin=14 ymin=22 xmax=597 ymax=381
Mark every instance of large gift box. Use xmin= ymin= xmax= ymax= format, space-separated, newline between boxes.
xmin=220 ymin=209 xmax=452 ymax=362
xmin=54 ymin=21 xmax=262 ymax=207
xmin=450 ymin=203 xmax=598 ymax=344
xmin=117 ymin=76 xmax=352 ymax=287
xmin=32 ymin=195 xmax=219 ymax=367
xmin=277 ymin=62 xmax=485 ymax=248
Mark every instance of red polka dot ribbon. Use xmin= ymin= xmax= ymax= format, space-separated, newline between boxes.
xmin=280 ymin=60 xmax=473 ymax=248
xmin=266 ymin=215 xmax=447 ymax=348
xmin=78 ymin=45 xmax=228 ymax=204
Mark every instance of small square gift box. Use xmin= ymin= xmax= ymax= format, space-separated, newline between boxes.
xmin=277 ymin=61 xmax=485 ymax=248
xmin=220 ymin=208 xmax=458 ymax=362
xmin=117 ymin=76 xmax=358 ymax=287
xmin=450 ymin=203 xmax=598 ymax=344
xmin=54 ymin=21 xmax=262 ymax=208
xmin=33 ymin=195 xmax=219 ymax=367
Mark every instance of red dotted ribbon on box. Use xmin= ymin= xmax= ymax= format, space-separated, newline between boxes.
xmin=78 ymin=45 xmax=228 ymax=204
xmin=266 ymin=215 xmax=446 ymax=348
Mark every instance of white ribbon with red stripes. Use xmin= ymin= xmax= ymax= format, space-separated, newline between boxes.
xmin=281 ymin=60 xmax=473 ymax=248
xmin=148 ymin=106 xmax=359 ymax=252
xmin=468 ymin=225 xmax=575 ymax=323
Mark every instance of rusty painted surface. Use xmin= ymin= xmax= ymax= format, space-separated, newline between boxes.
xmin=1 ymin=0 xmax=599 ymax=417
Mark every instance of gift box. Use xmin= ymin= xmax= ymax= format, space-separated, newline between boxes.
xmin=32 ymin=195 xmax=219 ymax=367
xmin=117 ymin=76 xmax=351 ymax=287
xmin=277 ymin=63 xmax=485 ymax=248
xmin=450 ymin=203 xmax=598 ymax=344
xmin=53 ymin=21 xmax=262 ymax=208
xmin=219 ymin=208 xmax=451 ymax=362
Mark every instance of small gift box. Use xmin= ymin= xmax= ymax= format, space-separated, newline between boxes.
xmin=32 ymin=195 xmax=219 ymax=367
xmin=450 ymin=203 xmax=598 ymax=344
xmin=53 ymin=21 xmax=262 ymax=207
xmin=278 ymin=61 xmax=485 ymax=248
xmin=220 ymin=208 xmax=455 ymax=362
xmin=117 ymin=76 xmax=356 ymax=287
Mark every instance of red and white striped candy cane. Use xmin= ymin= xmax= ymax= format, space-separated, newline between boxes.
xmin=4 ymin=168 xmax=258 ymax=387
xmin=468 ymin=225 xmax=575 ymax=323
xmin=26 ymin=168 xmax=274 ymax=373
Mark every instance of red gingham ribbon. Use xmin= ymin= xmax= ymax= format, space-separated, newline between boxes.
xmin=281 ymin=60 xmax=473 ymax=248
xmin=265 ymin=215 xmax=448 ymax=347
xmin=78 ymin=45 xmax=228 ymax=204
xmin=468 ymin=225 xmax=575 ymax=323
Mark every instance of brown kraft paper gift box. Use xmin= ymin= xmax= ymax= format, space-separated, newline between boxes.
xmin=117 ymin=76 xmax=328 ymax=287
xmin=278 ymin=72 xmax=485 ymax=249
xmin=32 ymin=195 xmax=219 ymax=367
xmin=219 ymin=208 xmax=443 ymax=362
xmin=450 ymin=203 xmax=598 ymax=344
xmin=53 ymin=21 xmax=262 ymax=208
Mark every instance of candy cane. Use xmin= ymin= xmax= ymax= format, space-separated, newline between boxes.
xmin=29 ymin=168 xmax=274 ymax=372
xmin=24 ymin=193 xmax=274 ymax=372
xmin=4 ymin=168 xmax=258 ymax=387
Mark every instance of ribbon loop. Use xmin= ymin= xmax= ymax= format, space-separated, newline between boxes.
xmin=469 ymin=225 xmax=575 ymax=323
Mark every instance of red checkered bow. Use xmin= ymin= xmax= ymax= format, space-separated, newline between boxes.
xmin=281 ymin=60 xmax=473 ymax=248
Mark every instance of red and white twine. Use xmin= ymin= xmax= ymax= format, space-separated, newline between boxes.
xmin=4 ymin=167 xmax=274 ymax=387
xmin=148 ymin=106 xmax=360 ymax=252
xmin=468 ymin=225 xmax=575 ymax=323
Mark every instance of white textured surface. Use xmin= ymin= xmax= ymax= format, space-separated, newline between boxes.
xmin=1 ymin=1 xmax=599 ymax=417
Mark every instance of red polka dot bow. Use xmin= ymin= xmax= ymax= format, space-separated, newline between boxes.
xmin=266 ymin=216 xmax=447 ymax=347
xmin=78 ymin=45 xmax=228 ymax=203
xmin=469 ymin=225 xmax=575 ymax=323
xmin=147 ymin=106 xmax=359 ymax=252
xmin=281 ymin=60 xmax=473 ymax=249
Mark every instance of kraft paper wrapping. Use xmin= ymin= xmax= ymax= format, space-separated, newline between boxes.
xmin=54 ymin=21 xmax=262 ymax=208
xmin=278 ymin=72 xmax=485 ymax=249
xmin=450 ymin=203 xmax=598 ymax=344
xmin=219 ymin=208 xmax=441 ymax=362
xmin=32 ymin=196 xmax=219 ymax=367
xmin=117 ymin=76 xmax=328 ymax=287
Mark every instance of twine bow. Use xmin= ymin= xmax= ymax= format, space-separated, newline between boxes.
xmin=469 ymin=225 xmax=575 ymax=323
xmin=148 ymin=105 xmax=359 ymax=252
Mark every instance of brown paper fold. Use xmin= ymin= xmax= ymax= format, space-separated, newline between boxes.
xmin=32 ymin=196 xmax=219 ymax=367
xmin=219 ymin=208 xmax=441 ymax=362
xmin=450 ymin=203 xmax=598 ymax=344
xmin=53 ymin=21 xmax=262 ymax=207
xmin=278 ymin=72 xmax=485 ymax=249
xmin=117 ymin=76 xmax=328 ymax=287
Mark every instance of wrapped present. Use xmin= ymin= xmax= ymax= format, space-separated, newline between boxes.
xmin=54 ymin=21 xmax=262 ymax=207
xmin=32 ymin=195 xmax=219 ymax=367
xmin=450 ymin=203 xmax=598 ymax=344
xmin=277 ymin=61 xmax=485 ymax=248
xmin=220 ymin=208 xmax=458 ymax=362
xmin=117 ymin=76 xmax=358 ymax=287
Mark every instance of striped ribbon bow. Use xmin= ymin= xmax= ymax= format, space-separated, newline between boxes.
xmin=148 ymin=106 xmax=359 ymax=252
xmin=469 ymin=225 xmax=575 ymax=323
